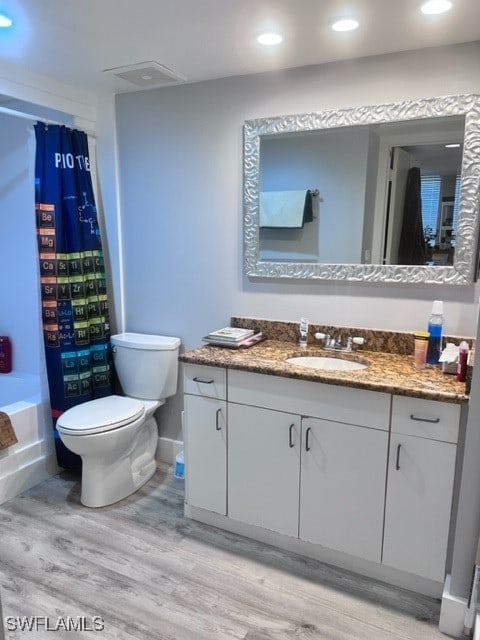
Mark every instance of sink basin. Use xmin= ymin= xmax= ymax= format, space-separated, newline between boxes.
xmin=286 ymin=356 xmax=368 ymax=371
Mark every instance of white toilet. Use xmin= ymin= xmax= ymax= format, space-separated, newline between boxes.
xmin=56 ymin=332 xmax=181 ymax=508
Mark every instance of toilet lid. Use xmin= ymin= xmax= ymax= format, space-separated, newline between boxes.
xmin=56 ymin=395 xmax=145 ymax=435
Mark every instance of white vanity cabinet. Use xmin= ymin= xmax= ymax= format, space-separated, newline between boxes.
xmin=228 ymin=403 xmax=301 ymax=536
xmin=228 ymin=370 xmax=390 ymax=562
xmin=183 ymin=363 xmax=463 ymax=593
xmin=382 ymin=396 xmax=460 ymax=583
xmin=299 ymin=417 xmax=388 ymax=563
xmin=183 ymin=364 xmax=227 ymax=515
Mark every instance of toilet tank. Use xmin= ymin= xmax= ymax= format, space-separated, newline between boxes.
xmin=111 ymin=333 xmax=181 ymax=401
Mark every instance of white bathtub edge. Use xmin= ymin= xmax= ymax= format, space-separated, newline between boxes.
xmin=0 ymin=451 xmax=59 ymax=505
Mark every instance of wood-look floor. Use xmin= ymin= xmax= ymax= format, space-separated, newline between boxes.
xmin=0 ymin=465 xmax=459 ymax=639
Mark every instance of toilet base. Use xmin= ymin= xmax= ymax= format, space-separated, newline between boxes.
xmin=79 ymin=416 xmax=158 ymax=508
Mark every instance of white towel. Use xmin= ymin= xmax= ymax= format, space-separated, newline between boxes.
xmin=259 ymin=190 xmax=307 ymax=228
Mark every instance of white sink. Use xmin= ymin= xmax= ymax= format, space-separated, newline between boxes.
xmin=286 ymin=356 xmax=368 ymax=371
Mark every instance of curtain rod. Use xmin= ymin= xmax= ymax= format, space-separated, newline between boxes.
xmin=0 ymin=104 xmax=96 ymax=137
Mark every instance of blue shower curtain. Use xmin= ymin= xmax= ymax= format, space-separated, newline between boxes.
xmin=34 ymin=124 xmax=113 ymax=467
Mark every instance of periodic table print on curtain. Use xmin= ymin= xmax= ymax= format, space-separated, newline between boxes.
xmin=34 ymin=123 xmax=113 ymax=467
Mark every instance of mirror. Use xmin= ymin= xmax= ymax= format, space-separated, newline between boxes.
xmin=243 ymin=94 xmax=480 ymax=284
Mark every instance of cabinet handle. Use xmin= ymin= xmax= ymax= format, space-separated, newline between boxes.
xmin=215 ymin=408 xmax=222 ymax=431
xmin=305 ymin=427 xmax=312 ymax=452
xmin=193 ymin=377 xmax=214 ymax=384
xmin=395 ymin=443 xmax=401 ymax=470
xmin=289 ymin=423 xmax=295 ymax=448
xmin=409 ymin=413 xmax=440 ymax=424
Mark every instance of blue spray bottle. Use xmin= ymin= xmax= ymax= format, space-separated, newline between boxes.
xmin=427 ymin=300 xmax=444 ymax=365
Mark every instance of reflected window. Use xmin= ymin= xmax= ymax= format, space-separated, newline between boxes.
xmin=453 ymin=175 xmax=461 ymax=231
xmin=421 ymin=173 xmax=460 ymax=264
xmin=421 ymin=176 xmax=441 ymax=244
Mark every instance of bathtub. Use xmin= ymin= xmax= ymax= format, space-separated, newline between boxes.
xmin=0 ymin=373 xmax=58 ymax=504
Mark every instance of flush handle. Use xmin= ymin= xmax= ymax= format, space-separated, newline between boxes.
xmin=193 ymin=377 xmax=214 ymax=384
xmin=215 ymin=408 xmax=222 ymax=431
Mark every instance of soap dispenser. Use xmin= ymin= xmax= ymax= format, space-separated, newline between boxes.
xmin=299 ymin=318 xmax=308 ymax=348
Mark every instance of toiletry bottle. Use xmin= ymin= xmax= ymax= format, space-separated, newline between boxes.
xmin=414 ymin=331 xmax=429 ymax=369
xmin=427 ymin=300 xmax=444 ymax=365
xmin=0 ymin=336 xmax=12 ymax=373
xmin=457 ymin=341 xmax=469 ymax=382
xmin=440 ymin=343 xmax=459 ymax=375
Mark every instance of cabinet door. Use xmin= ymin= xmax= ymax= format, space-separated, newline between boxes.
xmin=228 ymin=403 xmax=300 ymax=537
xmin=382 ymin=434 xmax=457 ymax=582
xmin=184 ymin=394 xmax=226 ymax=514
xmin=299 ymin=417 xmax=388 ymax=563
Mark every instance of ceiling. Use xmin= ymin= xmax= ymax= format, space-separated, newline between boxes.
xmin=1 ymin=0 xmax=480 ymax=94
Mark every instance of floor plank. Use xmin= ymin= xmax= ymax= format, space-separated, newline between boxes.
xmin=0 ymin=465 xmax=461 ymax=639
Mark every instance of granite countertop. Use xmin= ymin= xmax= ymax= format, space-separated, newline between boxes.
xmin=180 ymin=339 xmax=469 ymax=404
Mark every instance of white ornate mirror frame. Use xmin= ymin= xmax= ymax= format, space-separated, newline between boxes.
xmin=243 ymin=94 xmax=480 ymax=284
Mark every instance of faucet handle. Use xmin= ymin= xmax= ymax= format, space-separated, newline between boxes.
xmin=314 ymin=332 xmax=326 ymax=341
xmin=352 ymin=336 xmax=365 ymax=347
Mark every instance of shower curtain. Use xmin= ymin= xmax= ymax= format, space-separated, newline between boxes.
xmin=34 ymin=124 xmax=112 ymax=467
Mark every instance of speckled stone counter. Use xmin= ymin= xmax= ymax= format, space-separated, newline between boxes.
xmin=180 ymin=339 xmax=469 ymax=404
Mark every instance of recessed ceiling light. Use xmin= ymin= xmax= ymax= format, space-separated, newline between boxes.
xmin=331 ymin=18 xmax=359 ymax=32
xmin=0 ymin=12 xmax=13 ymax=28
xmin=420 ymin=0 xmax=453 ymax=15
xmin=445 ymin=143 xmax=461 ymax=148
xmin=257 ymin=32 xmax=283 ymax=46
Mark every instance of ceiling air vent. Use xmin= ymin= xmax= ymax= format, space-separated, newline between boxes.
xmin=102 ymin=61 xmax=186 ymax=89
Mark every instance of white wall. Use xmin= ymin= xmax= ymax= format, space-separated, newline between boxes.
xmin=0 ymin=58 xmax=96 ymax=128
xmin=91 ymin=92 xmax=124 ymax=334
xmin=0 ymin=114 xmax=42 ymax=374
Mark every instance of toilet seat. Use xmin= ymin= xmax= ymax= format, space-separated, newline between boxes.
xmin=57 ymin=395 xmax=145 ymax=436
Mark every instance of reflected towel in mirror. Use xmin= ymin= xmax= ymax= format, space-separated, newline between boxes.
xmin=260 ymin=190 xmax=313 ymax=228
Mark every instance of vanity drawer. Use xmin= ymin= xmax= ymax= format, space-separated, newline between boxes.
xmin=391 ymin=396 xmax=460 ymax=443
xmin=228 ymin=370 xmax=390 ymax=430
xmin=183 ymin=364 xmax=226 ymax=400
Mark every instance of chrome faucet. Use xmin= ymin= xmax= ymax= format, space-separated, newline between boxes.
xmin=314 ymin=332 xmax=365 ymax=352
xmin=299 ymin=317 xmax=308 ymax=347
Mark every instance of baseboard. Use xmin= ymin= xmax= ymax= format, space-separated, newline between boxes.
xmin=0 ymin=452 xmax=59 ymax=506
xmin=473 ymin=613 xmax=480 ymax=640
xmin=185 ymin=503 xmax=444 ymax=598
xmin=156 ymin=436 xmax=183 ymax=465
xmin=439 ymin=574 xmax=468 ymax=637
